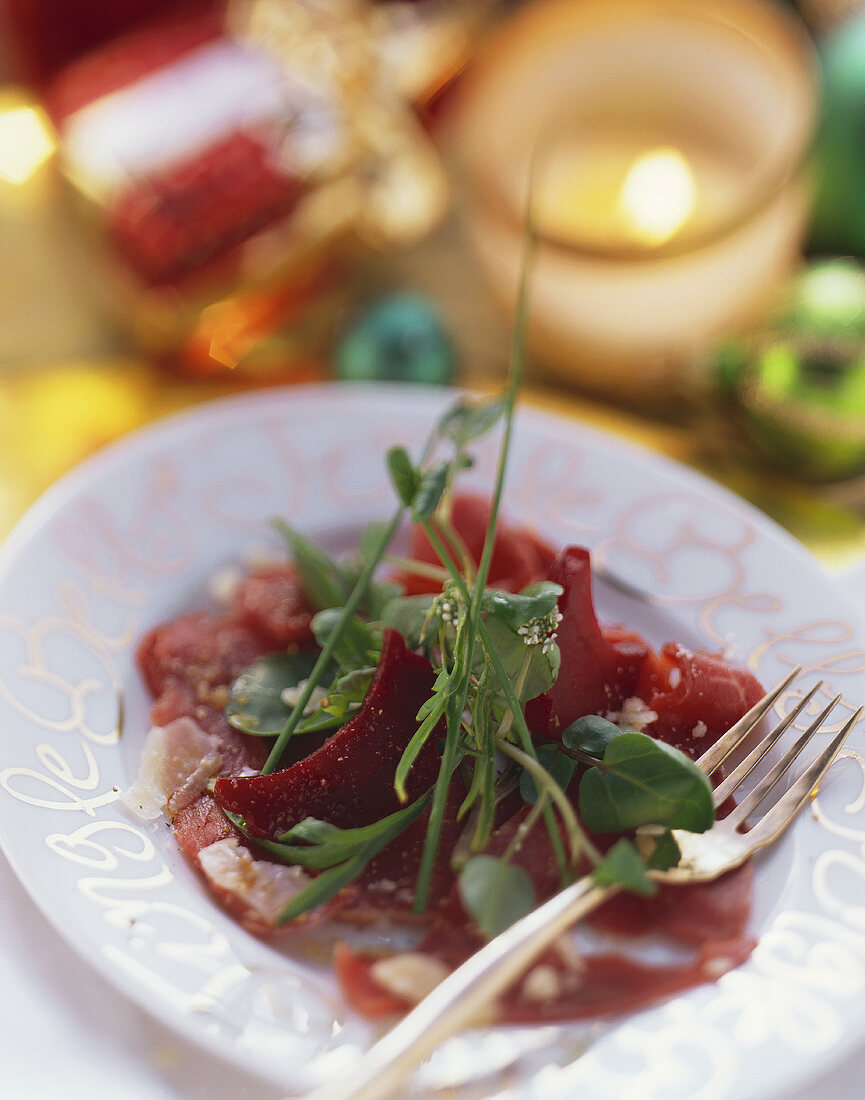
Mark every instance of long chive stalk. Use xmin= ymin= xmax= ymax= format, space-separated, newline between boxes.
xmin=412 ymin=225 xmax=538 ymax=911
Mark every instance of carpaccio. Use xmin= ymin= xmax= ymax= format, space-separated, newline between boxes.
xmin=133 ymin=494 xmax=763 ymax=1022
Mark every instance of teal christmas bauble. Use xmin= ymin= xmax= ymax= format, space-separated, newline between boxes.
xmin=713 ymin=260 xmax=865 ymax=481
xmin=335 ymin=294 xmax=455 ymax=385
xmin=809 ymin=11 xmax=865 ymax=257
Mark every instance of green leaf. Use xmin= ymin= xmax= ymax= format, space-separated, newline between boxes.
xmin=380 ymin=594 xmax=440 ymax=650
xmin=278 ymin=797 xmax=429 ymax=854
xmin=562 ymin=715 xmax=623 ymax=757
xmin=358 ymin=522 xmax=391 ymax=566
xmin=273 ymin=519 xmax=396 ymax=620
xmin=226 ymin=652 xmax=322 ymax=736
xmin=311 ymin=609 xmax=382 ymax=672
xmin=482 ymin=582 xmax=562 ymax=633
xmin=277 ymin=793 xmax=433 ymax=922
xmin=644 ymin=829 xmax=682 ymax=871
xmin=394 ymin=693 xmax=448 ymax=801
xmin=321 ymin=667 xmax=375 ymax=717
xmin=272 ymin=520 xmax=348 ymax=610
xmin=458 ymin=855 xmax=536 ymax=938
xmin=593 ymin=838 xmax=657 ymax=896
xmin=387 ymin=446 xmax=419 ymax=507
xmin=293 ymin=709 xmax=345 ymax=735
xmin=519 ymin=743 xmax=576 ymax=803
xmin=437 ymin=397 xmax=505 ymax=446
xmin=224 ymin=794 xmax=433 ymax=923
xmin=412 ymin=459 xmax=450 ymax=522
xmin=579 ymin=731 xmax=715 ymax=834
xmin=481 ymin=617 xmax=559 ymax=703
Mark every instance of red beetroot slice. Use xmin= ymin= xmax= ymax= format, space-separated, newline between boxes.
xmin=641 ymin=644 xmax=766 ymax=759
xmin=230 ymin=564 xmax=315 ymax=649
xmin=214 ymin=629 xmax=444 ymax=840
xmin=399 ymin=494 xmax=557 ymax=596
xmin=526 ymin=547 xmax=648 ymax=737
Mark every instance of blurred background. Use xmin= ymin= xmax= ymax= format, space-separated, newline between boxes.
xmin=2 ymin=0 xmax=865 ymax=574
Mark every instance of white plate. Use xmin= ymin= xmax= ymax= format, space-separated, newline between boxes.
xmin=1 ymin=383 xmax=864 ymax=1100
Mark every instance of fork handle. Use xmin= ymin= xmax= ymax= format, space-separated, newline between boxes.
xmin=303 ymin=876 xmax=616 ymax=1100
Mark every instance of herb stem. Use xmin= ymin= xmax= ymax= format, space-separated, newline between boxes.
xmin=414 ymin=218 xmax=538 ymax=912
xmin=502 ymin=790 xmax=548 ymax=863
xmin=480 ymin=623 xmax=568 ymax=879
xmin=499 ymin=740 xmax=601 ymax=867
xmin=418 ymin=516 xmax=570 ymax=881
xmin=496 ymin=647 xmax=532 ymax=742
xmin=433 ymin=515 xmax=475 ymax=585
xmin=384 ymin=556 xmax=450 ymax=582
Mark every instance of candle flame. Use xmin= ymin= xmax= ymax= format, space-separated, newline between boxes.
xmin=0 ymin=105 xmax=55 ymax=185
xmin=619 ymin=147 xmax=696 ymax=246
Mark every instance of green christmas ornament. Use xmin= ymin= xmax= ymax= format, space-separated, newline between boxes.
xmin=809 ymin=11 xmax=865 ymax=257
xmin=713 ymin=260 xmax=865 ymax=482
xmin=335 ymin=294 xmax=455 ymax=385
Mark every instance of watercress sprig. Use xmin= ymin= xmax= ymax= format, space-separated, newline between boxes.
xmin=224 ymin=792 xmax=433 ymax=924
xmin=410 ymin=226 xmax=539 ymax=914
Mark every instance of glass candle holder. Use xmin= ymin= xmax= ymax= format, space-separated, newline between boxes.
xmin=453 ymin=0 xmax=818 ymax=404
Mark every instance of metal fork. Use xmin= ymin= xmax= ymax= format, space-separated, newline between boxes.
xmin=302 ymin=667 xmax=862 ymax=1100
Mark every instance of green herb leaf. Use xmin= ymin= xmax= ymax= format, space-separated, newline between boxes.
xmin=519 ymin=743 xmax=576 ymax=803
xmin=458 ymin=855 xmax=536 ymax=938
xmin=362 ymin=580 xmax=402 ymax=620
xmin=394 ymin=691 xmax=448 ymax=801
xmin=481 ymin=616 xmax=559 ymax=703
xmin=482 ymin=581 xmax=562 ymax=634
xmin=412 ymin=220 xmax=539 ymax=914
xmin=272 ymin=520 xmax=348 ymax=610
xmin=437 ymin=397 xmax=505 ymax=446
xmin=562 ymin=715 xmax=623 ymax=758
xmin=277 ymin=793 xmax=432 ymax=922
xmin=226 ymin=652 xmax=322 ymax=737
xmin=643 ymin=829 xmax=682 ymax=871
xmin=224 ymin=793 xmax=433 ymax=923
xmin=272 ymin=519 xmax=396 ymax=620
xmin=380 ymin=594 xmax=440 ymax=650
xmin=579 ymin=731 xmax=715 ymax=834
xmin=311 ymin=609 xmax=382 ymax=673
xmin=412 ymin=459 xmax=450 ymax=522
xmin=593 ymin=838 xmax=657 ymax=896
xmin=321 ymin=667 xmax=375 ymax=718
xmin=358 ymin=521 xmax=391 ymax=566
xmin=387 ymin=446 xmax=420 ymax=507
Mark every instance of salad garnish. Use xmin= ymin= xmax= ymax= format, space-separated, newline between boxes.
xmin=213 ymin=225 xmax=714 ymax=932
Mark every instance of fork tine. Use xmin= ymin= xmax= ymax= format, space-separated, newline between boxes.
xmin=742 ymin=706 xmax=863 ymax=851
xmin=711 ymin=681 xmax=823 ymax=806
xmin=725 ymin=694 xmax=842 ymax=829
xmin=695 ymin=665 xmax=802 ymax=778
